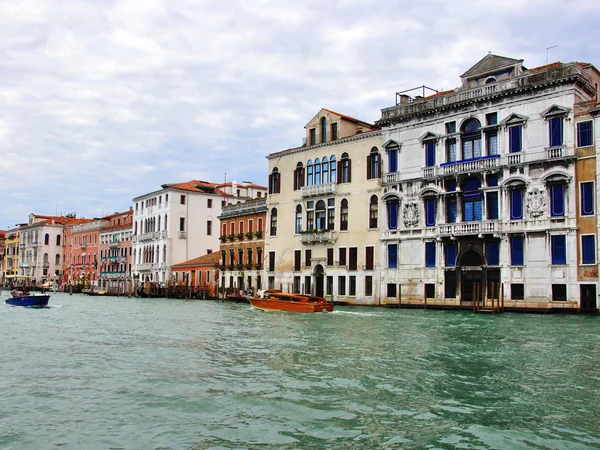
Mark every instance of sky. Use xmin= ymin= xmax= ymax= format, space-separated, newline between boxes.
xmin=1 ymin=0 xmax=598 ymax=229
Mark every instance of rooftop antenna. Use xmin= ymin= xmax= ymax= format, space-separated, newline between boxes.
xmin=546 ymin=45 xmax=558 ymax=65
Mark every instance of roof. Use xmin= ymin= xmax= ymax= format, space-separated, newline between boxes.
xmin=307 ymin=108 xmax=377 ymax=129
xmin=162 ymin=179 xmax=220 ymax=192
xmin=172 ymin=252 xmax=221 ymax=270
xmin=460 ymin=54 xmax=523 ymax=79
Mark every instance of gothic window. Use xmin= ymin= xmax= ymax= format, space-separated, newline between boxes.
xmin=306 ymin=200 xmax=314 ymax=230
xmin=322 ymin=157 xmax=329 ymax=183
xmin=270 ymin=208 xmax=278 ymax=236
xmin=340 ymin=199 xmax=349 ymax=231
xmin=295 ymin=205 xmax=303 ymax=234
xmin=306 ymin=160 xmax=314 ymax=186
xmin=314 ymin=158 xmax=321 ymax=185
xmin=367 ymin=147 xmax=381 ymax=179
xmin=339 ymin=153 xmax=351 ymax=183
xmin=387 ymin=199 xmax=399 ymax=230
xmin=315 ymin=200 xmax=326 ymax=230
xmin=327 ymin=198 xmax=335 ymax=230
xmin=329 ymin=155 xmax=337 ymax=182
xmin=294 ymin=162 xmax=304 ymax=191
xmin=268 ymin=167 xmax=280 ymax=194
xmin=369 ymin=195 xmax=378 ymax=228
xmin=321 ymin=117 xmax=327 ymax=143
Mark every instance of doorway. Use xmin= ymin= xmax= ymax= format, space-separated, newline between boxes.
xmin=580 ymin=284 xmax=597 ymax=311
xmin=314 ymin=264 xmax=324 ymax=298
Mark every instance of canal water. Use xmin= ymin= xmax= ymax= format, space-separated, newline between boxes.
xmin=1 ymin=293 xmax=599 ymax=449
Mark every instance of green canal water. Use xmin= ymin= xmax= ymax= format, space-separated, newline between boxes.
xmin=1 ymin=293 xmax=599 ymax=449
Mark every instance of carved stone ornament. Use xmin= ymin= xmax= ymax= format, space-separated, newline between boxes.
xmin=403 ymin=202 xmax=419 ymax=227
xmin=527 ymin=187 xmax=546 ymax=218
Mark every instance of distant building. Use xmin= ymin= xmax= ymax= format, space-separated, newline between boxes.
xmin=376 ymin=54 xmax=600 ymax=311
xmin=4 ymin=227 xmax=21 ymax=283
xmin=131 ymin=180 xmax=266 ymax=286
xmin=99 ymin=209 xmax=134 ymax=295
xmin=172 ymin=251 xmax=221 ymax=298
xmin=67 ymin=218 xmax=104 ymax=288
xmin=0 ymin=230 xmax=5 ymax=285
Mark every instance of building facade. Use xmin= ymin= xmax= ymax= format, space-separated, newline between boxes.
xmin=99 ymin=209 xmax=134 ymax=295
xmin=67 ymin=218 xmax=104 ymax=288
xmin=266 ymin=109 xmax=382 ymax=304
xmin=4 ymin=228 xmax=20 ymax=283
xmin=172 ymin=251 xmax=221 ymax=298
xmin=376 ymin=54 xmax=600 ymax=310
xmin=218 ymin=198 xmax=267 ymax=296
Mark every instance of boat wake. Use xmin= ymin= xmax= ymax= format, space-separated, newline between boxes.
xmin=332 ymin=310 xmax=381 ymax=317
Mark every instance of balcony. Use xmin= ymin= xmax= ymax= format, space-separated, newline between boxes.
xmin=137 ymin=231 xmax=158 ymax=242
xmin=136 ymin=263 xmax=154 ymax=271
xmin=301 ymin=183 xmax=337 ymax=197
xmin=299 ymin=230 xmax=337 ymax=245
xmin=440 ymin=155 xmax=499 ymax=175
xmin=439 ymin=220 xmax=499 ymax=237
xmin=109 ymin=241 xmax=120 ymax=248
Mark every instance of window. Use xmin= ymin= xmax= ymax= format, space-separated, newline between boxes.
xmin=247 ymin=247 xmax=253 ymax=266
xmin=327 ymin=198 xmax=335 ymax=230
xmin=258 ymin=218 xmax=263 ymax=232
xmin=550 ymin=184 xmax=565 ymax=217
xmin=238 ymin=221 xmax=244 ymax=235
xmin=425 ymin=198 xmax=436 ymax=226
xmin=306 ymin=160 xmax=314 ymax=186
xmin=365 ymin=246 xmax=374 ymax=270
xmin=305 ymin=249 xmax=311 ymax=267
xmin=486 ymin=112 xmax=498 ymax=126
xmin=425 ymin=242 xmax=436 ymax=268
xmin=248 ymin=220 xmax=253 ymax=233
xmin=369 ymin=195 xmax=378 ymax=228
xmin=425 ymin=284 xmax=435 ymax=299
xmin=445 ymin=243 xmax=456 ymax=267
xmin=309 ymin=128 xmax=316 ymax=145
xmin=549 ymin=117 xmax=563 ymax=147
xmin=387 ymin=283 xmax=397 ymax=298
xmin=270 ymin=208 xmax=277 ymax=236
xmin=509 ymin=125 xmax=522 ymax=153
xmin=365 ymin=276 xmax=373 ymax=296
xmin=269 ymin=168 xmax=280 ymax=194
xmin=581 ymin=235 xmax=596 ymax=265
xmin=487 ymin=132 xmax=498 ymax=155
xmin=551 ymin=235 xmax=566 ymax=265
xmin=338 ymin=276 xmax=346 ymax=295
xmin=487 ymin=242 xmax=499 ymax=266
xmin=331 ymin=123 xmax=338 ymax=141
xmin=462 ymin=118 xmax=482 ymax=159
xmin=339 ymin=247 xmax=347 ymax=266
xmin=207 ymin=199 xmax=212 ymax=208
xmin=577 ymin=121 xmax=593 ymax=147
xmin=349 ymin=276 xmax=356 ymax=296
xmin=314 ymin=158 xmax=321 ymax=185
xmin=322 ymin=157 xmax=329 ymax=183
xmin=388 ymin=199 xmax=399 ymax=230
xmin=257 ymin=247 xmax=263 ymax=267
xmin=306 ymin=200 xmax=314 ymax=230
xmin=388 ymin=244 xmax=398 ymax=268
xmin=510 ymin=189 xmax=523 ymax=220
xmin=294 ymin=162 xmax=304 ymax=191
xmin=367 ymin=147 xmax=381 ymax=179
xmin=321 ymin=117 xmax=327 ymax=143
xmin=425 ymin=141 xmax=436 ymax=167
xmin=388 ymin=147 xmax=399 ymax=173
xmin=268 ymin=251 xmax=276 ymax=271
xmin=446 ymin=197 xmax=457 ymax=223
xmin=327 ymin=248 xmax=334 ymax=266
xmin=238 ymin=248 xmax=244 ymax=267
xmin=329 ymin=155 xmax=337 ymax=183
xmin=581 ymin=182 xmax=594 ymax=216
xmin=180 ymin=195 xmax=186 ymax=205
xmin=349 ymin=247 xmax=358 ymax=271
xmin=446 ymin=138 xmax=457 ymax=163
xmin=463 ymin=178 xmax=482 ymax=221
xmin=315 ymin=200 xmax=326 ymax=230
xmin=207 ymin=220 xmax=212 ymax=236
xmin=339 ymin=153 xmax=351 ymax=183
xmin=512 ymin=284 xmax=524 ymax=300
xmin=552 ymin=284 xmax=567 ymax=301
xmin=340 ymin=199 xmax=349 ymax=231
xmin=179 ymin=217 xmax=185 ymax=232
xmin=487 ymin=192 xmax=499 ymax=220
xmin=56 ymin=235 xmax=61 ymax=246
xmin=510 ymin=236 xmax=524 ymax=265
xmin=295 ymin=205 xmax=303 ymax=234
xmin=293 ymin=276 xmax=301 ymax=294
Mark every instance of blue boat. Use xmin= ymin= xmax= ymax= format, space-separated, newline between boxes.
xmin=5 ymin=294 xmax=50 ymax=307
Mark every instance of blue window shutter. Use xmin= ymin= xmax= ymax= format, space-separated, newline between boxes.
xmin=426 ymin=142 xmax=435 ymax=167
xmin=426 ymin=199 xmax=436 ymax=226
xmin=577 ymin=121 xmax=593 ymax=147
xmin=389 ymin=149 xmax=398 ymax=173
xmin=488 ymin=193 xmax=499 ymax=219
xmin=388 ymin=244 xmax=398 ymax=268
xmin=581 ymin=182 xmax=594 ymax=215
xmin=487 ymin=242 xmax=499 ymax=266
xmin=389 ymin=202 xmax=398 ymax=230
xmin=509 ymin=126 xmax=522 ymax=153
xmin=550 ymin=118 xmax=563 ymax=147
xmin=425 ymin=242 xmax=436 ymax=267
xmin=551 ymin=235 xmax=566 ymax=265
xmin=511 ymin=237 xmax=524 ymax=265
xmin=551 ymin=184 xmax=565 ymax=217
xmin=447 ymin=199 xmax=457 ymax=223
xmin=445 ymin=243 xmax=456 ymax=267
xmin=582 ymin=235 xmax=596 ymax=264
xmin=464 ymin=201 xmax=473 ymax=221
xmin=511 ymin=189 xmax=523 ymax=220
xmin=474 ymin=199 xmax=483 ymax=220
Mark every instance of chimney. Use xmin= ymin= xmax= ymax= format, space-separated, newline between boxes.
xmin=399 ymin=94 xmax=411 ymax=104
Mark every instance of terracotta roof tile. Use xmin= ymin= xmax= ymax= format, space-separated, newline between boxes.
xmin=172 ymin=252 xmax=221 ymax=269
xmin=528 ymin=62 xmax=562 ymax=73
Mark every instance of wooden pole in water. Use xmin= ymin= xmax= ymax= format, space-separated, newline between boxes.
xmin=398 ymin=284 xmax=402 ymax=308
xmin=501 ymin=283 xmax=505 ymax=313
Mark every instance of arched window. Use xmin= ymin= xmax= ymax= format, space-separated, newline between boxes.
xmin=340 ymin=199 xmax=349 ymax=231
xmin=329 ymin=155 xmax=337 ymax=183
xmin=55 ymin=254 xmax=60 ymax=265
xmin=314 ymin=158 xmax=321 ymax=185
xmin=157 ymin=216 xmax=161 ymax=231
xmin=316 ymin=200 xmax=326 ymax=230
xmin=156 ymin=245 xmax=160 ymax=263
xmin=307 ymin=160 xmax=314 ymax=186
xmin=44 ymin=234 xmax=49 ymax=245
xmin=367 ymin=147 xmax=381 ymax=179
xmin=270 ymin=208 xmax=278 ymax=236
xmin=462 ymin=177 xmax=482 ymax=221
xmin=269 ymin=167 xmax=280 ymax=194
xmin=321 ymin=117 xmax=327 ymax=143
xmin=164 ymin=214 xmax=168 ymax=230
xmin=295 ymin=205 xmax=303 ymax=234
xmin=294 ymin=162 xmax=304 ymax=191
xmin=56 ymin=234 xmax=61 ymax=246
xmin=322 ymin=157 xmax=329 ymax=184
xmin=43 ymin=253 xmax=49 ymax=264
xmin=387 ymin=198 xmax=399 ymax=230
xmin=462 ymin=118 xmax=482 ymax=160
xmin=369 ymin=195 xmax=378 ymax=228
xmin=340 ymin=153 xmax=351 ymax=183
xmin=163 ymin=245 xmax=167 ymax=262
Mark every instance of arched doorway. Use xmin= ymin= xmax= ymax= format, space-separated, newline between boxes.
xmin=459 ymin=249 xmax=484 ymax=302
xmin=314 ymin=264 xmax=325 ymax=298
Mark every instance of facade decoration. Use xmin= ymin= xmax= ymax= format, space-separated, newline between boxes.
xmin=526 ymin=187 xmax=546 ymax=218
xmin=403 ymin=203 xmax=419 ymax=227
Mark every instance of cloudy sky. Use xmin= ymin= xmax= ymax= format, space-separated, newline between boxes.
xmin=1 ymin=0 xmax=598 ymax=229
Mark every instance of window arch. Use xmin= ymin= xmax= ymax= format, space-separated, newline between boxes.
xmin=340 ymin=152 xmax=351 ymax=183
xmin=314 ymin=158 xmax=321 ymax=185
xmin=340 ymin=199 xmax=349 ymax=230
xmin=270 ymin=208 xmax=278 ymax=236
xmin=295 ymin=204 xmax=303 ymax=234
xmin=369 ymin=195 xmax=378 ymax=228
xmin=321 ymin=117 xmax=327 ymax=143
xmin=461 ymin=118 xmax=482 ymax=160
xmin=294 ymin=162 xmax=304 ymax=191
xmin=322 ymin=157 xmax=329 ymax=183
xmin=367 ymin=147 xmax=381 ymax=179
xmin=307 ymin=160 xmax=314 ymax=186
xmin=269 ymin=167 xmax=280 ymax=194
xmin=316 ymin=200 xmax=326 ymax=230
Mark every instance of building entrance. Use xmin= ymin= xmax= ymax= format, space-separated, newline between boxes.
xmin=314 ymin=265 xmax=324 ymax=298
xmin=580 ymin=284 xmax=597 ymax=311
xmin=458 ymin=250 xmax=484 ymax=303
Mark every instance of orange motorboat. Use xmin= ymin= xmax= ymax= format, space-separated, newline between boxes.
xmin=249 ymin=290 xmax=333 ymax=313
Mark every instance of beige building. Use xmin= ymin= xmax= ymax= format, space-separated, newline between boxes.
xmin=266 ymin=109 xmax=382 ymax=304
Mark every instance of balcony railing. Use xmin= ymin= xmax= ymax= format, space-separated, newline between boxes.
xmin=300 ymin=230 xmax=337 ymax=245
xmin=440 ymin=155 xmax=499 ymax=175
xmin=301 ymin=183 xmax=337 ymax=197
xmin=439 ymin=220 xmax=499 ymax=236
xmin=179 ymin=231 xmax=187 ymax=240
